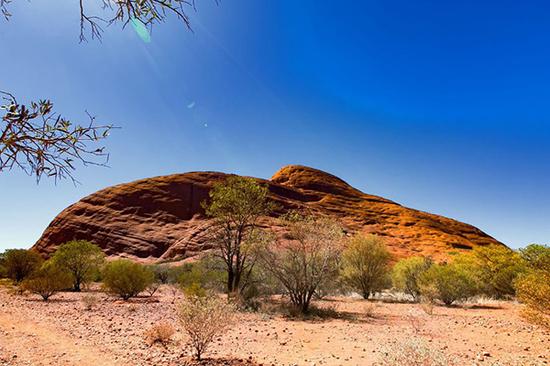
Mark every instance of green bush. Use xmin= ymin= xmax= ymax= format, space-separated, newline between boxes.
xmin=149 ymin=264 xmax=171 ymax=284
xmin=22 ymin=262 xmax=72 ymax=301
xmin=515 ymin=244 xmax=550 ymax=328
xmin=177 ymin=257 xmax=226 ymax=295
xmin=51 ymin=240 xmax=105 ymax=291
xmin=419 ymin=263 xmax=477 ymax=306
xmin=520 ymin=244 xmax=550 ymax=271
xmin=455 ymin=245 xmax=525 ymax=298
xmin=3 ymin=249 xmax=43 ymax=283
xmin=102 ymin=260 xmax=154 ymax=300
xmin=341 ymin=234 xmax=392 ymax=299
xmin=392 ymin=256 xmax=433 ymax=302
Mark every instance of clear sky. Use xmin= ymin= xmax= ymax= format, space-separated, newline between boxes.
xmin=1 ymin=0 xmax=549 ymax=250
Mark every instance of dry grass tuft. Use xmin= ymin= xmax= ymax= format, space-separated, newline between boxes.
xmin=81 ymin=294 xmax=99 ymax=311
xmin=144 ymin=322 xmax=176 ymax=346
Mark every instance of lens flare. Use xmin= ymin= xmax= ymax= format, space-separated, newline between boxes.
xmin=131 ymin=18 xmax=151 ymax=43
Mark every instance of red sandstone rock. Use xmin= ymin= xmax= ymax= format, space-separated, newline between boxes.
xmin=33 ymin=165 xmax=504 ymax=261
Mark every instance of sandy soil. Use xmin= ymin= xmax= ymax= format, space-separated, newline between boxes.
xmin=0 ymin=286 xmax=548 ymax=366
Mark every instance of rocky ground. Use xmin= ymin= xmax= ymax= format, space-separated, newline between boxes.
xmin=0 ymin=285 xmax=548 ymax=366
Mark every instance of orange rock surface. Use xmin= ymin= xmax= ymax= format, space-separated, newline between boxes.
xmin=33 ymin=165 xmax=504 ymax=261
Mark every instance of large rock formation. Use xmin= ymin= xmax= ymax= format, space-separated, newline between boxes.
xmin=33 ymin=165 xmax=504 ymax=261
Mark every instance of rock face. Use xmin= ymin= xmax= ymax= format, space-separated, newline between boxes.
xmin=33 ymin=165 xmax=504 ymax=261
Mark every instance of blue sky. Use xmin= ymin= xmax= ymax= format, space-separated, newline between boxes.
xmin=1 ymin=0 xmax=549 ymax=250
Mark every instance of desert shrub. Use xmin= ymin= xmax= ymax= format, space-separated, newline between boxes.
xmin=419 ymin=263 xmax=477 ymax=306
xmin=0 ymin=251 xmax=6 ymax=278
xmin=144 ymin=322 xmax=175 ymax=346
xmin=455 ymin=245 xmax=525 ymax=298
xmin=178 ymin=294 xmax=236 ymax=360
xmin=515 ymin=244 xmax=550 ymax=328
xmin=392 ymin=256 xmax=433 ymax=302
xmin=81 ymin=294 xmax=99 ymax=310
xmin=102 ymin=260 xmax=154 ymax=300
xmin=178 ymin=257 xmax=226 ymax=295
xmin=3 ymin=249 xmax=43 ymax=283
xmin=22 ymin=262 xmax=71 ymax=301
xmin=341 ymin=234 xmax=392 ymax=299
xmin=51 ymin=240 xmax=105 ymax=291
xmin=260 ymin=214 xmax=344 ymax=313
xmin=515 ymin=271 xmax=550 ymax=328
xmin=520 ymin=244 xmax=550 ymax=271
xmin=376 ymin=338 xmax=457 ymax=366
xmin=149 ymin=264 xmax=171 ymax=284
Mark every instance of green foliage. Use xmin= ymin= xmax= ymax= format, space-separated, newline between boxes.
xmin=1 ymin=93 xmax=113 ymax=183
xmin=149 ymin=264 xmax=171 ymax=284
xmin=51 ymin=240 xmax=105 ymax=291
xmin=260 ymin=214 xmax=344 ymax=313
xmin=515 ymin=270 xmax=550 ymax=328
xmin=22 ymin=262 xmax=72 ymax=301
xmin=203 ymin=176 xmax=276 ymax=294
xmin=455 ymin=245 xmax=525 ymax=298
xmin=3 ymin=249 xmax=43 ymax=283
xmin=515 ymin=244 xmax=550 ymax=328
xmin=102 ymin=260 xmax=154 ymax=300
xmin=519 ymin=244 xmax=550 ymax=271
xmin=419 ymin=263 xmax=477 ymax=306
xmin=177 ymin=257 xmax=226 ymax=295
xmin=392 ymin=256 xmax=433 ymax=302
xmin=341 ymin=234 xmax=392 ymax=299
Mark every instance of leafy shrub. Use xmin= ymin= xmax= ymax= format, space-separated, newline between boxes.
xmin=515 ymin=244 xmax=550 ymax=328
xmin=22 ymin=263 xmax=71 ymax=301
xmin=520 ymin=244 xmax=550 ymax=271
xmin=455 ymin=245 xmax=525 ymax=298
xmin=259 ymin=214 xmax=344 ymax=313
xmin=341 ymin=234 xmax=392 ymax=299
xmin=178 ymin=294 xmax=236 ymax=360
xmin=392 ymin=256 xmax=433 ymax=302
xmin=51 ymin=240 xmax=105 ymax=291
xmin=177 ymin=257 xmax=226 ymax=295
xmin=419 ymin=263 xmax=477 ymax=306
xmin=149 ymin=264 xmax=171 ymax=284
xmin=515 ymin=271 xmax=550 ymax=328
xmin=376 ymin=338 xmax=457 ymax=366
xmin=81 ymin=294 xmax=99 ymax=310
xmin=144 ymin=322 xmax=175 ymax=346
xmin=3 ymin=249 xmax=43 ymax=283
xmin=102 ymin=260 xmax=154 ymax=300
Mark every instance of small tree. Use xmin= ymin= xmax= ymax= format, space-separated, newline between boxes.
xmin=102 ymin=260 xmax=154 ymax=300
xmin=178 ymin=294 xmax=236 ymax=360
xmin=203 ymin=176 xmax=275 ymax=295
xmin=22 ymin=263 xmax=71 ymax=301
xmin=52 ymin=240 xmax=105 ymax=291
xmin=3 ymin=249 xmax=43 ymax=283
xmin=260 ymin=214 xmax=344 ymax=313
xmin=419 ymin=263 xmax=477 ymax=306
xmin=392 ymin=256 xmax=433 ymax=302
xmin=341 ymin=234 xmax=392 ymax=299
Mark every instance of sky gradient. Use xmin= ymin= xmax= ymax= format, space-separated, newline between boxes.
xmin=1 ymin=0 xmax=549 ymax=250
